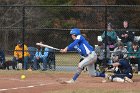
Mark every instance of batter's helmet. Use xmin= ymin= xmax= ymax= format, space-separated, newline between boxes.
xmin=70 ymin=28 xmax=81 ymax=35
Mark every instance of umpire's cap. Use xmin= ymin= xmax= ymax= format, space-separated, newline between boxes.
xmin=70 ymin=28 xmax=81 ymax=35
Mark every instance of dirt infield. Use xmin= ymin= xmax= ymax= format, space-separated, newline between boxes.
xmin=0 ymin=70 xmax=140 ymax=93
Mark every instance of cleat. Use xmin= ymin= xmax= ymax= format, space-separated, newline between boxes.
xmin=59 ymin=79 xmax=75 ymax=84
xmin=138 ymin=71 xmax=140 ymax=75
xmin=102 ymin=78 xmax=107 ymax=83
xmin=124 ymin=77 xmax=133 ymax=83
xmin=64 ymin=79 xmax=75 ymax=84
xmin=57 ymin=79 xmax=75 ymax=84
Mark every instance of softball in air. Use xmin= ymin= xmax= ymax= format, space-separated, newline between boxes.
xmin=21 ymin=75 xmax=26 ymax=79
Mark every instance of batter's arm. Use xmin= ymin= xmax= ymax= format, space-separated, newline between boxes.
xmin=60 ymin=47 xmax=68 ymax=53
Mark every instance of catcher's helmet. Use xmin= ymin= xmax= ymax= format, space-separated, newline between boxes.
xmin=70 ymin=28 xmax=81 ymax=35
xmin=115 ymin=51 xmax=124 ymax=59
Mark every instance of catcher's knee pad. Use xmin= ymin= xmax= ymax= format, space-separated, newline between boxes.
xmin=113 ymin=77 xmax=125 ymax=83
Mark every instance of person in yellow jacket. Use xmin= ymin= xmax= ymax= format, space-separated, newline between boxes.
xmin=12 ymin=40 xmax=30 ymax=70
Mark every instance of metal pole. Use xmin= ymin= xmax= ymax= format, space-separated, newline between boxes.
xmin=22 ymin=5 xmax=25 ymax=69
xmin=105 ymin=6 xmax=107 ymax=61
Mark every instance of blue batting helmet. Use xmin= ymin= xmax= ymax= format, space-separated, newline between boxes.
xmin=70 ymin=28 xmax=81 ymax=35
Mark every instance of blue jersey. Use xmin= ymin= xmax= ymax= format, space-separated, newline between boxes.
xmin=35 ymin=48 xmax=49 ymax=58
xmin=67 ymin=35 xmax=94 ymax=57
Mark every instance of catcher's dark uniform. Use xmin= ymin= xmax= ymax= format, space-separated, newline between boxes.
xmin=111 ymin=58 xmax=133 ymax=80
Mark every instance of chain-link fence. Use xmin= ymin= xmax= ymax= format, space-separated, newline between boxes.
xmin=0 ymin=5 xmax=140 ymax=71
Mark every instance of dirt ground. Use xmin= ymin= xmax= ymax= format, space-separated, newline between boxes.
xmin=0 ymin=70 xmax=140 ymax=93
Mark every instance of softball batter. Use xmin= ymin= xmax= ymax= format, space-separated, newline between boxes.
xmin=60 ymin=28 xmax=106 ymax=84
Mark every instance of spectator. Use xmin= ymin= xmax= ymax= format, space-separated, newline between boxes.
xmin=128 ymin=41 xmax=140 ymax=74
xmin=117 ymin=21 xmax=135 ymax=49
xmin=12 ymin=40 xmax=30 ymax=70
xmin=101 ymin=23 xmax=118 ymax=51
xmin=95 ymin=42 xmax=111 ymax=70
xmin=0 ymin=50 xmax=5 ymax=69
xmin=47 ymin=48 xmax=56 ymax=70
xmin=138 ymin=39 xmax=140 ymax=47
xmin=28 ymin=47 xmax=37 ymax=71
xmin=33 ymin=43 xmax=49 ymax=71
xmin=111 ymin=42 xmax=128 ymax=62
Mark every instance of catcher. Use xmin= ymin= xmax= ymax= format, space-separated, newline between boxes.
xmin=105 ymin=51 xmax=133 ymax=83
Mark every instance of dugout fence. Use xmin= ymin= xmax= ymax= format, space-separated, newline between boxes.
xmin=0 ymin=5 xmax=140 ymax=71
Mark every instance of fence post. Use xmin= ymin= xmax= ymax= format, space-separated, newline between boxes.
xmin=22 ymin=5 xmax=25 ymax=66
xmin=105 ymin=6 xmax=108 ymax=61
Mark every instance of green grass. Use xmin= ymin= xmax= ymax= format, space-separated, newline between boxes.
xmin=55 ymin=53 xmax=80 ymax=66
xmin=5 ymin=53 xmax=81 ymax=66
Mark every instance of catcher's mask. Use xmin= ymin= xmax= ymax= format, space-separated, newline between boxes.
xmin=114 ymin=51 xmax=124 ymax=59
